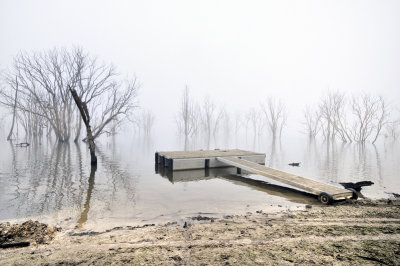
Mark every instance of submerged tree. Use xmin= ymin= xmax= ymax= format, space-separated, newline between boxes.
xmin=246 ymin=108 xmax=262 ymax=146
xmin=0 ymin=47 xmax=138 ymax=142
xmin=6 ymin=77 xmax=18 ymax=141
xmin=176 ymin=86 xmax=200 ymax=150
xmin=302 ymin=105 xmax=321 ymax=138
xmin=200 ymin=96 xmax=224 ymax=149
xmin=134 ymin=109 xmax=155 ymax=137
xmin=319 ymin=91 xmax=352 ymax=142
xmin=371 ymin=96 xmax=391 ymax=144
xmin=261 ymin=97 xmax=287 ymax=140
xmin=311 ymin=91 xmax=392 ymax=143
xmin=69 ymin=86 xmax=97 ymax=165
xmin=350 ymin=94 xmax=379 ymax=143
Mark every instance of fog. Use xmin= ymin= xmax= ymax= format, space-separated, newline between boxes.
xmin=1 ymin=1 xmax=400 ymax=232
xmin=1 ymin=0 xmax=400 ymax=143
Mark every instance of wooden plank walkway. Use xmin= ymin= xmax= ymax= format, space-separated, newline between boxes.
xmin=217 ymin=156 xmax=353 ymax=201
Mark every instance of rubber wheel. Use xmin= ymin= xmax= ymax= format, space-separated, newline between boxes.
xmin=347 ymin=188 xmax=358 ymax=200
xmin=318 ymin=192 xmax=334 ymax=205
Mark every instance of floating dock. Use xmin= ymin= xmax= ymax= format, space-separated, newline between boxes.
xmin=155 ymin=149 xmax=265 ymax=171
xmin=155 ymin=149 xmax=356 ymax=204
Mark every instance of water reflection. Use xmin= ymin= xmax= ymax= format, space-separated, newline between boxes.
xmin=1 ymin=134 xmax=399 ymax=230
xmin=0 ymin=139 xmax=137 ymax=229
xmin=155 ymin=165 xmax=315 ymax=205
xmin=77 ymin=166 xmax=96 ymax=229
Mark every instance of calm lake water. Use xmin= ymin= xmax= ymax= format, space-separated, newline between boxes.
xmin=0 ymin=131 xmax=399 ymax=231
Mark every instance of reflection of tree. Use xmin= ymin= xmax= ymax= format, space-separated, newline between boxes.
xmin=5 ymin=140 xmax=136 ymax=228
xmin=267 ymin=139 xmax=277 ymax=168
xmin=9 ymin=141 xmax=22 ymax=216
xmin=320 ymin=139 xmax=343 ymax=182
xmin=304 ymin=137 xmax=320 ymax=171
xmin=266 ymin=138 xmax=285 ymax=169
xmin=77 ymin=166 xmax=96 ymax=229
xmin=372 ymin=144 xmax=383 ymax=187
xmin=354 ymin=143 xmax=368 ymax=181
xmin=95 ymin=145 xmax=136 ymax=204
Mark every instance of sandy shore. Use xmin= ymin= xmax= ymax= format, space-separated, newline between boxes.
xmin=1 ymin=199 xmax=399 ymax=265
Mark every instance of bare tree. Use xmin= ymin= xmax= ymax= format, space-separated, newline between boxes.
xmin=0 ymin=47 xmax=138 ymax=142
xmin=350 ymin=94 xmax=379 ymax=143
xmin=301 ymin=105 xmax=321 ymax=138
xmin=176 ymin=86 xmax=199 ymax=150
xmin=136 ymin=109 xmax=155 ymax=137
xmin=371 ymin=96 xmax=390 ymax=144
xmin=261 ymin=97 xmax=287 ymax=140
xmin=386 ymin=119 xmax=400 ymax=141
xmin=200 ymin=96 xmax=224 ymax=149
xmin=233 ymin=111 xmax=242 ymax=147
xmin=246 ymin=108 xmax=262 ymax=148
xmin=6 ymin=77 xmax=18 ymax=141
xmin=221 ymin=110 xmax=232 ymax=148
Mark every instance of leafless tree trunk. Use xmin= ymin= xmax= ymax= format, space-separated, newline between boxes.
xmin=261 ymin=97 xmax=287 ymax=140
xmin=233 ymin=112 xmax=242 ymax=147
xmin=247 ymin=108 xmax=262 ymax=147
xmin=371 ymin=96 xmax=390 ymax=144
xmin=176 ymin=86 xmax=199 ymax=150
xmin=302 ymin=105 xmax=321 ymax=138
xmin=7 ymin=77 xmax=18 ymax=141
xmin=74 ymin=112 xmax=82 ymax=142
xmin=137 ymin=109 xmax=155 ymax=137
xmin=350 ymin=94 xmax=379 ymax=143
xmin=386 ymin=120 xmax=400 ymax=141
xmin=69 ymin=87 xmax=97 ymax=165
xmin=222 ymin=110 xmax=231 ymax=148
xmin=200 ymin=96 xmax=223 ymax=149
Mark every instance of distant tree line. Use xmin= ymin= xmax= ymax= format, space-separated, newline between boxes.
xmin=0 ymin=47 xmax=139 ymax=142
xmin=176 ymin=87 xmax=287 ymax=150
xmin=302 ymin=91 xmax=399 ymax=143
xmin=176 ymin=88 xmax=399 ymax=150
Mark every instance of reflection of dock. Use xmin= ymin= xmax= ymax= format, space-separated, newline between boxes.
xmin=155 ymin=165 xmax=315 ymax=204
xmin=155 ymin=165 xmax=237 ymax=183
xmin=155 ymin=149 xmax=355 ymax=204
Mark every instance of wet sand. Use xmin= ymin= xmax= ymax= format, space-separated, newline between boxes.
xmin=1 ymin=199 xmax=399 ymax=265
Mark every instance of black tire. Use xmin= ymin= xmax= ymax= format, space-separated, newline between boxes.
xmin=319 ymin=192 xmax=334 ymax=205
xmin=347 ymin=188 xmax=358 ymax=200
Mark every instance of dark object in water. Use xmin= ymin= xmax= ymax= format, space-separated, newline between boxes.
xmin=288 ymin=162 xmax=300 ymax=167
xmin=0 ymin=241 xmax=30 ymax=249
xmin=339 ymin=181 xmax=374 ymax=192
xmin=15 ymin=142 xmax=30 ymax=147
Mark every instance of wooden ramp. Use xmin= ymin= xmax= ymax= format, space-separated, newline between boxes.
xmin=217 ymin=156 xmax=354 ymax=202
xmin=154 ymin=149 xmax=355 ymax=204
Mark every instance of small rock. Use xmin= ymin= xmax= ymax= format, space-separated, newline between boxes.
xmin=305 ymin=204 xmax=312 ymax=209
xmin=170 ymin=255 xmax=182 ymax=261
xmin=221 ymin=254 xmax=230 ymax=260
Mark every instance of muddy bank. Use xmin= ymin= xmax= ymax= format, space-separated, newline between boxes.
xmin=1 ymin=199 xmax=399 ymax=265
xmin=0 ymin=220 xmax=60 ymax=248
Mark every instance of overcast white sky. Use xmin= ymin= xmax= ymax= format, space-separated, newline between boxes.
xmin=1 ymin=0 xmax=399 ymax=133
